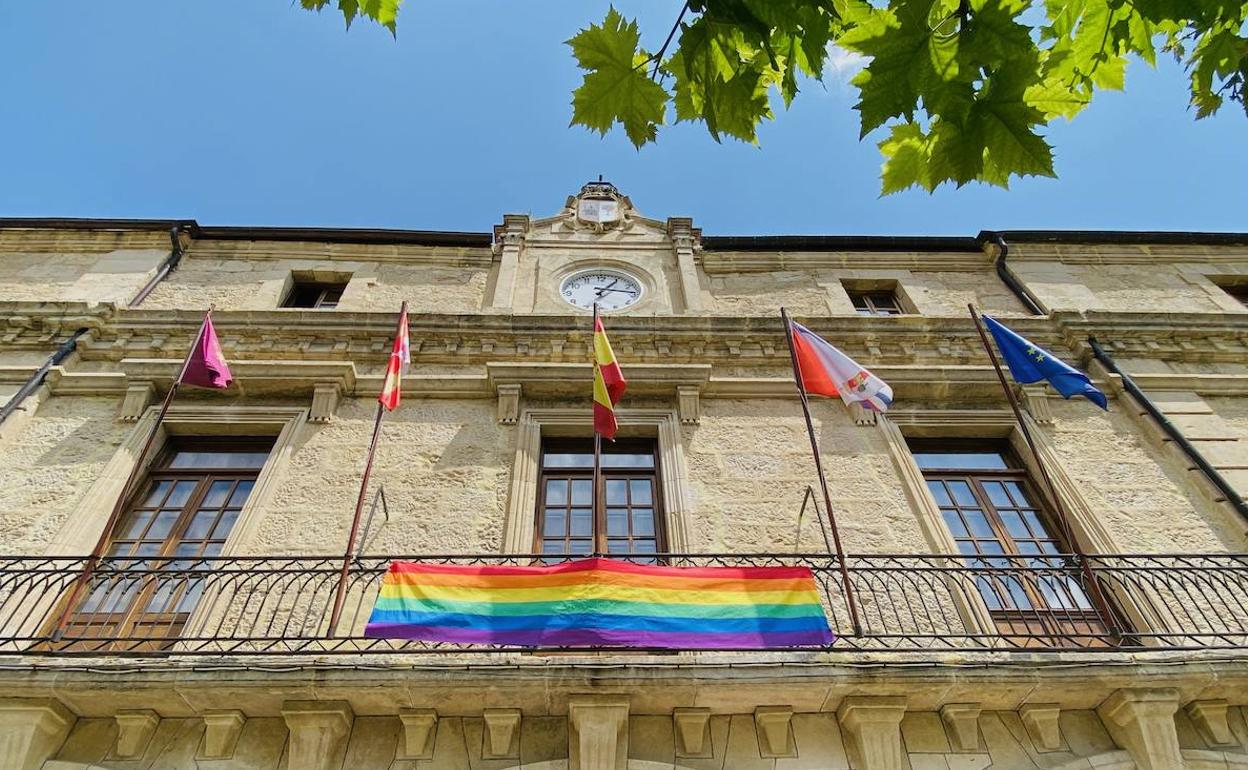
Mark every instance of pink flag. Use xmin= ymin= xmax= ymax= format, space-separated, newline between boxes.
xmin=180 ymin=314 xmax=233 ymax=389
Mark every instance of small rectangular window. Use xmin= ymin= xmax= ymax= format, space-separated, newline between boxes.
xmin=1222 ymin=284 xmax=1248 ymax=308
xmin=282 ymin=277 xmax=349 ymax=309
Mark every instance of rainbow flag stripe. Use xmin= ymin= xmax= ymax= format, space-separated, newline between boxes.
xmin=364 ymin=557 xmax=834 ymax=649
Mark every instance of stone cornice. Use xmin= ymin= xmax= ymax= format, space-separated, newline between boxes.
xmin=0 ymin=228 xmax=169 ymax=255
xmin=1008 ymin=241 xmax=1248 ymax=265
xmin=700 ymin=249 xmax=995 ymax=273
xmin=180 ymin=238 xmax=494 ymax=268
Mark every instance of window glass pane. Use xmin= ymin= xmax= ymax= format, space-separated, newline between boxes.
xmin=1022 ymin=510 xmax=1048 ymax=535
xmin=633 ymin=509 xmax=655 ymax=536
xmin=606 ymin=509 xmax=628 ymax=536
xmin=141 ymin=480 xmax=173 ymax=507
xmin=543 ymin=541 xmax=567 ymax=554
xmin=607 ymin=539 xmax=629 ymax=554
xmin=147 ymin=510 xmax=182 ymax=540
xmin=166 ymin=480 xmax=197 ymax=507
xmin=605 ymin=480 xmax=627 ymax=505
xmin=982 ymin=481 xmax=1011 ymax=508
xmin=568 ymin=539 xmax=592 ymax=553
xmin=184 ymin=511 xmax=218 ymax=540
xmin=228 ymin=480 xmax=255 ymax=507
xmin=569 ymin=509 xmax=592 ymax=536
xmin=914 ymin=452 xmax=1008 ymax=470
xmin=168 ymin=451 xmax=269 ymax=469
xmin=962 ymin=510 xmax=995 ymax=538
xmin=947 ymin=481 xmax=978 ymax=507
xmin=570 ymin=480 xmax=592 ymax=506
xmin=119 ymin=511 xmax=154 ymax=539
xmin=1016 ymin=541 xmax=1042 ymax=554
xmin=632 ymin=540 xmax=657 ymax=553
xmin=1003 ymin=480 xmax=1034 ymax=507
xmin=926 ymin=481 xmax=952 ymax=506
xmin=545 ymin=479 xmax=568 ymax=506
xmin=543 ymin=453 xmax=594 ymax=468
xmin=979 ymin=541 xmax=1005 ymax=555
xmin=543 ymin=510 xmax=566 ymax=537
xmin=601 ymin=453 xmax=654 ymax=469
xmin=941 ymin=510 xmax=968 ymax=538
xmin=630 ymin=479 xmax=652 ymax=505
xmin=213 ymin=510 xmax=239 ymax=539
xmin=999 ymin=510 xmax=1029 ymax=538
xmin=202 ymin=480 xmax=233 ymax=508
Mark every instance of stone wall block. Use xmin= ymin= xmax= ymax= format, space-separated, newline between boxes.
xmin=112 ymin=709 xmax=160 ymax=759
xmin=199 ymin=709 xmax=245 ymax=759
xmin=399 ymin=708 xmax=438 ymax=759
xmin=1186 ymin=700 xmax=1238 ymax=748
xmin=568 ymin=696 xmax=629 ymax=770
xmin=1097 ymin=688 xmax=1183 ymax=770
xmin=837 ymin=697 xmax=907 ymax=770
xmin=482 ymin=708 xmax=521 ymax=759
xmin=0 ymin=698 xmax=76 ymax=770
xmin=1019 ymin=704 xmax=1063 ymax=752
xmin=674 ymin=708 xmax=712 ymax=757
xmin=280 ymin=700 xmax=354 ymax=770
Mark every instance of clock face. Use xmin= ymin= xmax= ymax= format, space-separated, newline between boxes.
xmin=560 ymin=270 xmax=643 ymax=312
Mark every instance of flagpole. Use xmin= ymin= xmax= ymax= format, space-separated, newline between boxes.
xmin=967 ymin=304 xmax=1120 ymax=639
xmin=52 ymin=308 xmax=213 ymax=638
xmin=780 ymin=308 xmax=862 ymax=636
xmin=328 ymin=301 xmax=407 ymax=635
xmin=591 ymin=302 xmax=605 ymax=558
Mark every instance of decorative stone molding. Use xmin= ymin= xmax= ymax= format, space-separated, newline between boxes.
xmin=199 ymin=710 xmax=245 ymax=759
xmin=673 ymin=708 xmax=711 ymax=757
xmin=849 ymin=401 xmax=878 ymax=426
xmin=1019 ymin=704 xmax=1062 ymax=752
xmin=482 ymin=708 xmax=521 ymax=759
xmin=0 ymin=698 xmax=76 ymax=770
xmin=490 ymin=214 xmax=529 ymax=311
xmin=118 ymin=381 xmax=155 ymax=421
xmin=676 ymin=385 xmax=700 ymax=425
xmin=754 ymin=706 xmax=795 ymax=758
xmin=398 ymin=708 xmax=438 ymax=759
xmin=497 ymin=383 xmax=522 ymax=425
xmin=940 ymin=704 xmax=982 ymax=752
xmin=1097 ymin=688 xmax=1182 ymax=770
xmin=568 ymin=696 xmax=629 ymax=770
xmin=1185 ymin=700 xmax=1237 ymax=747
xmin=281 ymin=700 xmax=354 ymax=770
xmin=113 ymin=709 xmax=160 ymax=759
xmin=1020 ymin=385 xmax=1054 ymax=424
xmin=837 ymin=697 xmax=906 ymax=770
xmin=666 ymin=216 xmax=703 ymax=313
xmin=309 ymin=382 xmax=341 ymax=423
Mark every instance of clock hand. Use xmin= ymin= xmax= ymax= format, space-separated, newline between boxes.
xmin=594 ymin=279 xmax=620 ymax=297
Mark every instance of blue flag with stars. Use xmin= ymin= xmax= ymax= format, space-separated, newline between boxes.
xmin=983 ymin=315 xmax=1108 ymax=410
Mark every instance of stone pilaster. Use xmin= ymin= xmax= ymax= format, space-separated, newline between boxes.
xmin=281 ymin=700 xmax=353 ymax=770
xmin=0 ymin=698 xmax=75 ymax=770
xmin=666 ymin=217 xmax=702 ymax=313
xmin=1097 ymin=688 xmax=1182 ymax=770
xmin=491 ymin=214 xmax=529 ymax=311
xmin=568 ymin=696 xmax=629 ymax=770
xmin=837 ymin=697 xmax=906 ymax=770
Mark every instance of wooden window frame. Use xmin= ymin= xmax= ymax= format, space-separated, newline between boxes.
xmin=533 ymin=437 xmax=667 ymax=560
xmin=847 ymin=288 xmax=905 ymax=316
xmin=282 ymin=280 xmax=348 ymax=309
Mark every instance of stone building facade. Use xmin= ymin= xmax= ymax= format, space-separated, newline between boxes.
xmin=1 ymin=185 xmax=1247 ymax=770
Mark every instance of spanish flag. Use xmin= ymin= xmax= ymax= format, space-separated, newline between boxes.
xmin=593 ymin=317 xmax=626 ymax=438
xmin=378 ymin=305 xmax=410 ymax=412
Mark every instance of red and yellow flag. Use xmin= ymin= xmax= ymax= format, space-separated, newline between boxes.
xmin=378 ymin=306 xmax=410 ymax=412
xmin=593 ymin=317 xmax=626 ymax=439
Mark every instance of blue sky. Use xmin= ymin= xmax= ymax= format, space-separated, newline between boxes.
xmin=2 ymin=1 xmax=1245 ymax=236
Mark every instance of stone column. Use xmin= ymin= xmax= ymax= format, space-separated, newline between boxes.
xmin=837 ymin=697 xmax=906 ymax=770
xmin=1097 ymin=688 xmax=1182 ymax=770
xmin=281 ymin=700 xmax=354 ymax=770
xmin=0 ymin=698 xmax=76 ymax=770
xmin=568 ymin=696 xmax=629 ymax=770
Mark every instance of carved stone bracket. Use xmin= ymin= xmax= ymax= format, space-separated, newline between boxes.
xmin=848 ymin=401 xmax=878 ymax=427
xmin=310 ymin=382 xmax=341 ymax=423
xmin=677 ymin=385 xmax=700 ymax=425
xmin=940 ymin=704 xmax=982 ymax=752
xmin=673 ymin=708 xmax=711 ymax=758
xmin=837 ymin=697 xmax=906 ymax=770
xmin=666 ymin=216 xmax=703 ymax=313
xmin=113 ymin=709 xmax=160 ymax=760
xmin=1097 ymin=688 xmax=1182 ymax=770
xmin=399 ymin=708 xmax=438 ymax=759
xmin=1019 ymin=704 xmax=1062 ymax=752
xmin=754 ymin=706 xmax=796 ymax=758
xmin=497 ymin=383 xmax=522 ymax=425
xmin=119 ymin=381 xmax=155 ymax=421
xmin=1185 ymin=700 xmax=1237 ymax=748
xmin=281 ymin=700 xmax=354 ymax=770
xmin=569 ymin=696 xmax=629 ymax=770
xmin=200 ymin=710 xmax=245 ymax=759
xmin=482 ymin=708 xmax=521 ymax=759
xmin=1020 ymin=385 xmax=1054 ymax=424
xmin=0 ymin=698 xmax=76 ymax=770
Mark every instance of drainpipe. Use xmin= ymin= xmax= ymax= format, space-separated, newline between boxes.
xmin=1088 ymin=337 xmax=1248 ymax=521
xmin=128 ymin=224 xmax=192 ymax=307
xmin=980 ymin=231 xmax=1046 ymax=316
xmin=0 ymin=328 xmax=90 ymax=425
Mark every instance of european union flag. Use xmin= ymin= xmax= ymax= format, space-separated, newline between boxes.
xmin=983 ymin=315 xmax=1108 ymax=410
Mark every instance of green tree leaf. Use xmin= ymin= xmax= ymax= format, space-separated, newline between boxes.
xmin=567 ymin=9 xmax=670 ymax=147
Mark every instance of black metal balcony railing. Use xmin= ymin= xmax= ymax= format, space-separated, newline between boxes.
xmin=1 ymin=554 xmax=1246 ymax=655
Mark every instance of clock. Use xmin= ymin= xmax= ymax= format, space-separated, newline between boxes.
xmin=560 ymin=270 xmax=643 ymax=312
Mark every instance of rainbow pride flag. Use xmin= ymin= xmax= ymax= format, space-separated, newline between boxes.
xmin=364 ymin=557 xmax=834 ymax=649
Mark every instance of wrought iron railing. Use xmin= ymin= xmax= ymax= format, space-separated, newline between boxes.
xmin=0 ymin=553 xmax=1246 ymax=655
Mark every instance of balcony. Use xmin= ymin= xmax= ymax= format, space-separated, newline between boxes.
xmin=1 ymin=553 xmax=1246 ymax=656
